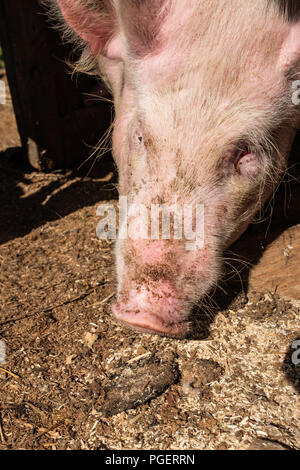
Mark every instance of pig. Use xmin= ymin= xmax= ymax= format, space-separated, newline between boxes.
xmin=50 ymin=0 xmax=300 ymax=337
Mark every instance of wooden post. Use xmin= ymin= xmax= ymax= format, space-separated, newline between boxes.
xmin=0 ymin=0 xmax=112 ymax=170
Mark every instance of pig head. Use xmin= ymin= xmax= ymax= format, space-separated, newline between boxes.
xmin=53 ymin=0 xmax=300 ymax=337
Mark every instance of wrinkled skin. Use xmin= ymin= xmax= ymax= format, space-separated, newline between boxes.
xmin=55 ymin=0 xmax=300 ymax=337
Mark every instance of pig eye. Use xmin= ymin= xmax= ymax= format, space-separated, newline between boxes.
xmin=234 ymin=146 xmax=251 ymax=169
xmin=234 ymin=141 xmax=250 ymax=157
xmin=234 ymin=145 xmax=261 ymax=178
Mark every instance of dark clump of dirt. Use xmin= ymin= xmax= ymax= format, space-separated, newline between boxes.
xmin=100 ymin=354 xmax=179 ymax=417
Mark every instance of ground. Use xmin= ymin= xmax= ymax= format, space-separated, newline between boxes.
xmin=0 ymin=70 xmax=299 ymax=450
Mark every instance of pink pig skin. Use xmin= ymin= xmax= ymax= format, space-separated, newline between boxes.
xmin=53 ymin=0 xmax=300 ymax=337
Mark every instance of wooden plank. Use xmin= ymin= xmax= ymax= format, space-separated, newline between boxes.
xmin=249 ymin=224 xmax=300 ymax=301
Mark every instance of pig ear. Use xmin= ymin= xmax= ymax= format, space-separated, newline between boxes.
xmin=55 ymin=0 xmax=116 ymax=56
xmin=119 ymin=0 xmax=171 ymax=57
xmin=280 ymin=20 xmax=300 ymax=69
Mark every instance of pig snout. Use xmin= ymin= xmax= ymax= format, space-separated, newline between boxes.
xmin=112 ymin=281 xmax=189 ymax=337
xmin=112 ymin=239 xmax=215 ymax=337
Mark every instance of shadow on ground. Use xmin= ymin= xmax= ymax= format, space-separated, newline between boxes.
xmin=0 ymin=147 xmax=118 ymax=245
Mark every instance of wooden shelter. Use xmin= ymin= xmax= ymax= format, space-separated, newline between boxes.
xmin=0 ymin=0 xmax=112 ymax=170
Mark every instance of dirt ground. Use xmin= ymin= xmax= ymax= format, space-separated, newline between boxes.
xmin=0 ymin=70 xmax=299 ymax=451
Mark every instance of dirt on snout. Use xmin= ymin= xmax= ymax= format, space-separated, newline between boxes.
xmin=0 ymin=70 xmax=299 ymax=450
